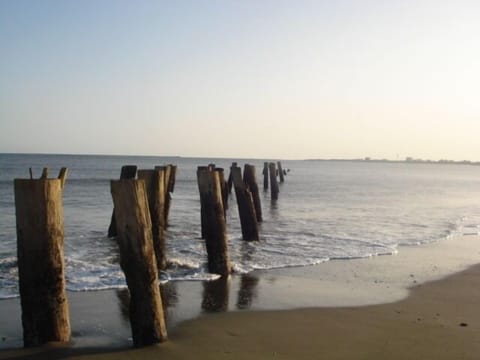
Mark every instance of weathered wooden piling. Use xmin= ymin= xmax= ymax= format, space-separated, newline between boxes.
xmin=167 ymin=165 xmax=177 ymax=193
xmin=14 ymin=169 xmax=71 ymax=347
xmin=40 ymin=168 xmax=48 ymax=179
xmin=197 ymin=166 xmax=208 ymax=239
xmin=108 ymin=165 xmax=138 ymax=237
xmin=138 ymin=169 xmax=167 ymax=271
xmin=227 ymin=162 xmax=237 ymax=195
xmin=163 ymin=165 xmax=173 ymax=226
xmin=277 ymin=161 xmax=285 ymax=183
xmin=269 ymin=162 xmax=279 ymax=200
xmin=110 ymin=179 xmax=167 ymax=347
xmin=58 ymin=167 xmax=68 ymax=188
xmin=243 ymin=164 xmax=262 ymax=222
xmin=231 ymin=166 xmax=259 ymax=241
xmin=263 ymin=162 xmax=269 ymax=191
xmin=215 ymin=168 xmax=228 ymax=212
xmin=197 ymin=168 xmax=231 ymax=276
xmin=155 ymin=165 xmax=176 ymax=227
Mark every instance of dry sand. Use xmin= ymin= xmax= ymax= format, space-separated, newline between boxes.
xmin=1 ymin=235 xmax=480 ymax=359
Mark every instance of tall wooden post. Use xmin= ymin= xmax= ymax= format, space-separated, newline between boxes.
xmin=108 ymin=165 xmax=137 ymax=237
xmin=243 ymin=164 xmax=262 ymax=222
xmin=155 ymin=165 xmax=176 ymax=227
xmin=138 ymin=169 xmax=167 ymax=271
xmin=110 ymin=179 xmax=167 ymax=347
xmin=263 ymin=162 xmax=269 ymax=191
xmin=167 ymin=165 xmax=177 ymax=193
xmin=227 ymin=162 xmax=237 ymax=195
xmin=163 ymin=165 xmax=172 ymax=226
xmin=231 ymin=166 xmax=259 ymax=241
xmin=197 ymin=166 xmax=208 ymax=239
xmin=197 ymin=168 xmax=231 ymax=276
xmin=215 ymin=168 xmax=228 ymax=212
xmin=269 ymin=162 xmax=279 ymax=200
xmin=14 ymin=169 xmax=71 ymax=347
xmin=277 ymin=161 xmax=285 ymax=183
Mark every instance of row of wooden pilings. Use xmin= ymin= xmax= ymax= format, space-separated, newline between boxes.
xmin=12 ymin=161 xmax=286 ymax=348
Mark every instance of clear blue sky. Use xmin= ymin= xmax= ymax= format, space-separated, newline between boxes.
xmin=1 ymin=0 xmax=479 ymax=160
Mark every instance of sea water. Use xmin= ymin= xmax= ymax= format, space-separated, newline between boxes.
xmin=1 ymin=153 xmax=480 ymax=299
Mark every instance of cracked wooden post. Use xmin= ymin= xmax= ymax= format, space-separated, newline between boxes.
xmin=155 ymin=165 xmax=176 ymax=227
xmin=14 ymin=168 xmax=71 ymax=347
xmin=108 ymin=165 xmax=137 ymax=238
xmin=232 ymin=166 xmax=259 ymax=241
xmin=138 ymin=169 xmax=167 ymax=271
xmin=197 ymin=167 xmax=231 ymax=276
xmin=243 ymin=164 xmax=262 ymax=222
xmin=277 ymin=161 xmax=285 ymax=183
xmin=215 ymin=168 xmax=228 ymax=213
xmin=269 ymin=162 xmax=279 ymax=200
xmin=110 ymin=179 xmax=167 ymax=347
xmin=263 ymin=162 xmax=269 ymax=191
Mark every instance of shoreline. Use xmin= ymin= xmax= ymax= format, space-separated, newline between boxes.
xmin=1 ymin=234 xmax=480 ymax=358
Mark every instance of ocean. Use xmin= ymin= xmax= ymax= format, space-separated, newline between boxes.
xmin=1 ymin=153 xmax=480 ymax=299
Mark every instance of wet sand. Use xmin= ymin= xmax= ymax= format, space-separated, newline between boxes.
xmin=1 ymin=234 xmax=480 ymax=359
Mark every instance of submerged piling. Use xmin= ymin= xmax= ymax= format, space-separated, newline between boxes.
xmin=14 ymin=168 xmax=71 ymax=347
xmin=231 ymin=166 xmax=259 ymax=241
xmin=269 ymin=162 xmax=279 ymax=200
xmin=197 ymin=167 xmax=231 ymax=276
xmin=138 ymin=169 xmax=167 ymax=271
xmin=108 ymin=165 xmax=138 ymax=237
xmin=110 ymin=179 xmax=168 ymax=347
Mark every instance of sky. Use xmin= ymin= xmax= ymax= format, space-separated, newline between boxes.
xmin=1 ymin=0 xmax=479 ymax=160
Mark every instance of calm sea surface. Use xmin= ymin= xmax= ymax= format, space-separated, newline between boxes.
xmin=1 ymin=153 xmax=480 ymax=299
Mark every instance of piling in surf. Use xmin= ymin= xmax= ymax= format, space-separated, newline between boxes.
xmin=263 ymin=162 xmax=269 ymax=191
xmin=138 ymin=168 xmax=168 ymax=271
xmin=269 ymin=162 xmax=280 ymax=200
xmin=14 ymin=168 xmax=71 ymax=347
xmin=108 ymin=165 xmax=137 ymax=237
xmin=197 ymin=166 xmax=231 ymax=276
xmin=110 ymin=178 xmax=168 ymax=347
xmin=231 ymin=166 xmax=259 ymax=241
xmin=243 ymin=164 xmax=262 ymax=222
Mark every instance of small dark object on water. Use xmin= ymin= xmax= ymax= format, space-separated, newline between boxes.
xmin=460 ymin=323 xmax=468 ymax=327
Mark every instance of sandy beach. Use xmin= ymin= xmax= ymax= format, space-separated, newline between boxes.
xmin=1 ymin=234 xmax=480 ymax=359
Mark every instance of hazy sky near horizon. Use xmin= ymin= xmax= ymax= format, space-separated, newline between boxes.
xmin=1 ymin=0 xmax=479 ymax=160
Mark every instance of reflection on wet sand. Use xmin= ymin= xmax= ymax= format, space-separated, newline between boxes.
xmin=115 ymin=281 xmax=179 ymax=327
xmin=160 ymin=281 xmax=179 ymax=327
xmin=237 ymin=274 xmax=259 ymax=310
xmin=114 ymin=273 xmax=260 ymax=332
xmin=202 ymin=277 xmax=230 ymax=313
xmin=115 ymin=288 xmax=130 ymax=326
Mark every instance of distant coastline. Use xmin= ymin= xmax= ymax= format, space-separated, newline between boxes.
xmin=305 ymin=157 xmax=480 ymax=166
